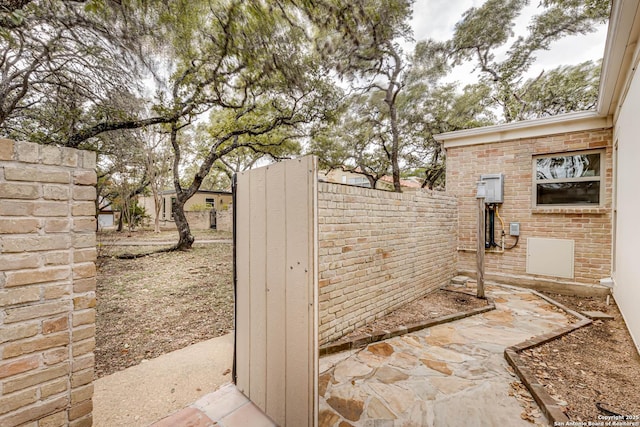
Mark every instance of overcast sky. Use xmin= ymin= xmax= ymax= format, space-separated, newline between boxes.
xmin=408 ymin=0 xmax=609 ymax=85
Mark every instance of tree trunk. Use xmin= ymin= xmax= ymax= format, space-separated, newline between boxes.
xmin=154 ymin=208 xmax=161 ymax=233
xmin=423 ymin=167 xmax=444 ymax=190
xmin=116 ymin=209 xmax=124 ymax=232
xmin=358 ymin=164 xmax=377 ymax=189
xmin=123 ymin=196 xmax=133 ymax=237
xmin=172 ymin=197 xmax=194 ymax=250
xmin=152 ymin=190 xmax=161 ymax=233
xmin=365 ymin=174 xmax=376 ymax=189
xmin=384 ymin=43 xmax=403 ymax=193
xmin=389 ymin=103 xmax=402 ymax=193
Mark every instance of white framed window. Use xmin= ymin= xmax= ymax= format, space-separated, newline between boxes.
xmin=348 ymin=176 xmax=371 ymax=188
xmin=533 ymin=149 xmax=604 ymax=207
xmin=170 ymin=197 xmax=177 ymax=219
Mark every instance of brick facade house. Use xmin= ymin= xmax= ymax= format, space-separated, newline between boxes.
xmin=436 ymin=0 xmax=640 ymax=351
xmin=440 ymin=115 xmax=613 ymax=295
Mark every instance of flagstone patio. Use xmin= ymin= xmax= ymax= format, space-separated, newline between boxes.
xmin=318 ymin=285 xmax=571 ymax=426
xmin=147 ymin=284 xmax=575 ymax=426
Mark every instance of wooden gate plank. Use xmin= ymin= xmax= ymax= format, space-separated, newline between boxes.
xmin=265 ymin=163 xmax=287 ymax=424
xmin=235 ymin=171 xmax=251 ymax=395
xmin=284 ymin=157 xmax=315 ymax=426
xmin=249 ymin=167 xmax=268 ymax=409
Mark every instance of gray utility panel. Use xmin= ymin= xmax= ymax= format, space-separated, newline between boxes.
xmin=480 ymin=173 xmax=504 ymax=204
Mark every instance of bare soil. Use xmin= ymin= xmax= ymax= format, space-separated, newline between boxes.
xmin=98 ymin=228 xmax=232 ymax=243
xmin=97 ymin=231 xmax=486 ymax=378
xmin=520 ymin=293 xmax=640 ymax=422
xmin=100 ymin=232 xmax=639 ymax=423
xmin=342 ymin=289 xmax=488 ymax=341
xmin=95 ymin=232 xmax=234 ymax=378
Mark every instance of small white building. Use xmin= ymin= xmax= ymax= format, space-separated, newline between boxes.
xmin=97 ymin=202 xmax=117 ymax=229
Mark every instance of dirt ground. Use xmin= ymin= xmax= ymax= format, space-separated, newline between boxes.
xmin=520 ymin=293 xmax=640 ymax=422
xmin=96 ymin=232 xmax=487 ymax=378
xmin=342 ymin=289 xmax=488 ymax=341
xmin=96 ymin=233 xmax=640 ymax=423
xmin=95 ymin=230 xmax=234 ymax=378
xmin=98 ymin=229 xmax=232 ymax=242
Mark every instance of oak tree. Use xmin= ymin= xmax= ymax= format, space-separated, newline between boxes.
xmin=449 ymin=0 xmax=609 ymax=122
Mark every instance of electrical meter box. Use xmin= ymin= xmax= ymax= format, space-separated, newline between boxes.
xmin=509 ymin=222 xmax=520 ymax=236
xmin=480 ymin=173 xmax=504 ymax=204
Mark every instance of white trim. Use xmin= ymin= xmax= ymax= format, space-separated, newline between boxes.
xmin=437 ymin=112 xmax=612 ymax=149
xmin=613 ymin=29 xmax=640 ymax=122
xmin=597 ymin=0 xmax=640 ymax=117
xmin=532 ymin=149 xmax=605 ymax=208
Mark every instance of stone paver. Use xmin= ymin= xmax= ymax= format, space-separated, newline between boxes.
xmin=150 ymin=383 xmax=277 ymax=427
xmin=146 ymin=285 xmax=570 ymax=426
xmin=318 ymin=285 xmax=570 ymax=426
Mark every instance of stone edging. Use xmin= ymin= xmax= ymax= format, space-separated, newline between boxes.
xmin=503 ymin=288 xmax=593 ymax=426
xmin=319 ymin=288 xmax=496 ymax=357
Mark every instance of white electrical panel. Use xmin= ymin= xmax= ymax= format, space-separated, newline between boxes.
xmin=509 ymin=222 xmax=520 ymax=236
xmin=480 ymin=173 xmax=504 ymax=204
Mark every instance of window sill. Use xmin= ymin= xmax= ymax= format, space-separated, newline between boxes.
xmin=532 ymin=206 xmax=609 ymax=215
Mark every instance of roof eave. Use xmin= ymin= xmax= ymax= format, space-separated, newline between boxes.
xmin=596 ymin=0 xmax=640 ymax=117
xmin=436 ymin=111 xmax=612 ymax=149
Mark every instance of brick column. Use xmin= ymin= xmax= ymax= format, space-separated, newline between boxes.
xmin=0 ymin=139 xmax=97 ymax=426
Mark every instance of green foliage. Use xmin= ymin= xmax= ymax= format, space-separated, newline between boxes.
xmin=310 ymin=0 xmax=605 ymax=190
xmin=159 ymin=1 xmax=341 ymax=196
xmin=451 ymin=0 xmax=526 ymax=67
xmin=542 ymin=0 xmax=610 ymax=22
xmin=308 ymin=92 xmax=390 ymax=187
xmin=154 ymin=0 xmax=350 ymax=248
xmin=189 ymin=203 xmax=211 ymax=212
xmin=450 ymin=0 xmax=609 ymax=122
xmin=303 ymin=0 xmax=414 ymax=78
xmin=311 ymin=1 xmax=414 ymax=191
xmin=400 ymin=81 xmax=496 ymax=188
xmin=0 ymin=0 xmax=153 ymax=143
xmin=124 ymin=201 xmax=147 ymax=227
xmin=520 ymin=60 xmax=601 ymax=117
xmin=309 ymin=27 xmax=494 ymax=190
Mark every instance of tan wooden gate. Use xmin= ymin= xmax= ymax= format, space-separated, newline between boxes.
xmin=234 ymin=156 xmax=318 ymax=426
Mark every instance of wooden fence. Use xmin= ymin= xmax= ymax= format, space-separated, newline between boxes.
xmin=234 ymin=156 xmax=318 ymax=426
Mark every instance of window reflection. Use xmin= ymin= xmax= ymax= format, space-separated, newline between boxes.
xmin=536 ymin=153 xmax=600 ymax=180
xmin=537 ymin=182 xmax=600 ymax=205
xmin=534 ymin=151 xmax=602 ymax=206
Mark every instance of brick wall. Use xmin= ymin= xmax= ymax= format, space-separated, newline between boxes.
xmin=216 ymin=207 xmax=232 ymax=232
xmin=0 ymin=139 xmax=97 ymax=427
xmin=446 ymin=129 xmax=613 ymax=293
xmin=317 ymin=183 xmax=458 ymax=345
xmin=185 ymin=210 xmax=211 ymax=230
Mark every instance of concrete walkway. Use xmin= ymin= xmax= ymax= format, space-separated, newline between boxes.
xmin=318 ymin=285 xmax=569 ymax=426
xmin=93 ymin=333 xmax=234 ymax=427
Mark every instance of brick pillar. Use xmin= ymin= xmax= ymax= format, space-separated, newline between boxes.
xmin=0 ymin=139 xmax=97 ymax=426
